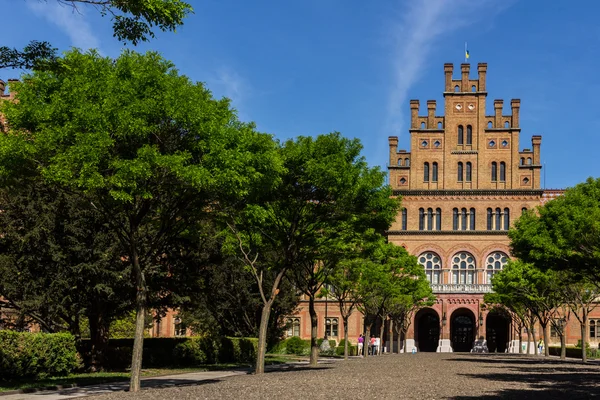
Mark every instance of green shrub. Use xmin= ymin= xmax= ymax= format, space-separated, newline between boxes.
xmin=285 ymin=336 xmax=310 ymax=355
xmin=79 ymin=336 xmax=258 ymax=370
xmin=0 ymin=331 xmax=80 ymax=380
xmin=335 ymin=345 xmax=358 ymax=356
xmin=548 ymin=346 xmax=596 ymax=359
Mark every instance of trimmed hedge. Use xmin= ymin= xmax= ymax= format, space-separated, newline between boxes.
xmin=335 ymin=345 xmax=358 ymax=356
xmin=548 ymin=346 xmax=598 ymax=359
xmin=0 ymin=331 xmax=80 ymax=380
xmin=79 ymin=337 xmax=257 ymax=370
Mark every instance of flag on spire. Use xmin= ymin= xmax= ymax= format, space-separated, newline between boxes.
xmin=465 ymin=42 xmax=470 ymax=61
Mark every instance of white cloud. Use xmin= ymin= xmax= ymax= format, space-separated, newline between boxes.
xmin=209 ymin=67 xmax=251 ymax=119
xmin=385 ymin=0 xmax=512 ymax=137
xmin=27 ymin=1 xmax=101 ymax=50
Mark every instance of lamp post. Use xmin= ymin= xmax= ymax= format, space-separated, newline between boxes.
xmin=324 ymin=284 xmax=328 ymax=340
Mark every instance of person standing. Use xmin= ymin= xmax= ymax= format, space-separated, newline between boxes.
xmin=375 ymin=337 xmax=381 ymax=355
xmin=357 ymin=334 xmax=364 ymax=357
xmin=538 ymin=338 xmax=544 ymax=355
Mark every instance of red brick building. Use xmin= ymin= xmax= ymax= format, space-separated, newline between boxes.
xmin=289 ymin=63 xmax=598 ymax=352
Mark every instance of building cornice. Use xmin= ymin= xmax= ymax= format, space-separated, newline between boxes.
xmin=392 ymin=189 xmax=544 ymax=196
xmin=387 ymin=230 xmax=509 ymax=236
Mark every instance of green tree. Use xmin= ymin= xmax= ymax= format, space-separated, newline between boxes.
xmin=510 ymin=178 xmax=600 ymax=286
xmin=0 ymin=179 xmax=133 ymax=369
xmin=0 ymin=49 xmax=278 ymax=391
xmin=1 ymin=1 xmax=193 ymax=69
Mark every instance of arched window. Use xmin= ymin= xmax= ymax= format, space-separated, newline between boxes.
xmin=495 ymin=207 xmax=502 ymax=231
xmin=491 ymin=162 xmax=497 ymax=181
xmin=466 ymin=125 xmax=473 ymax=145
xmin=398 ymin=159 xmax=403 ymax=166
xmin=461 ymin=208 xmax=468 ymax=231
xmin=458 ymin=125 xmax=464 ymax=145
xmin=452 ymin=252 xmax=476 ymax=284
xmin=325 ymin=318 xmax=338 ymax=337
xmin=521 ymin=207 xmax=527 ymax=215
xmin=401 ymin=208 xmax=407 ymax=230
xmin=453 ymin=208 xmax=459 ymax=230
xmin=418 ymin=252 xmax=442 ymax=284
xmin=487 ymin=208 xmax=493 ymax=230
xmin=432 ymin=162 xmax=438 ymax=182
xmin=485 ymin=252 xmax=508 ymax=283
xmin=504 ymin=121 xmax=509 ymax=128
xmin=500 ymin=162 xmax=506 ymax=182
xmin=454 ymin=85 xmax=460 ymax=92
xmin=457 ymin=162 xmax=463 ymax=181
xmin=466 ymin=162 xmax=472 ymax=181
xmin=421 ymin=122 xmax=426 ymax=129
xmin=436 ymin=208 xmax=442 ymax=230
xmin=437 ymin=121 xmax=442 ymax=129
xmin=591 ymin=320 xmax=599 ymax=339
xmin=520 ymin=157 xmax=525 ymax=165
xmin=419 ymin=208 xmax=425 ymax=230
xmin=469 ymin=208 xmax=476 ymax=230
xmin=527 ymin=157 xmax=532 ymax=165
xmin=471 ymin=85 xmax=476 ymax=92
xmin=286 ymin=317 xmax=300 ymax=337
xmin=424 ymin=162 xmax=430 ymax=182
xmin=504 ymin=207 xmax=510 ymax=230
xmin=427 ymin=208 xmax=433 ymax=231
xmin=405 ymin=158 xmax=410 ymax=167
xmin=487 ymin=121 xmax=493 ymax=129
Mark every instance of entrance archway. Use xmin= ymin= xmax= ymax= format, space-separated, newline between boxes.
xmin=451 ymin=308 xmax=475 ymax=352
xmin=415 ymin=308 xmax=440 ymax=352
xmin=486 ymin=312 xmax=510 ymax=353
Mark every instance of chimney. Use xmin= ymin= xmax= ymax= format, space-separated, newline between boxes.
xmin=461 ymin=63 xmax=470 ymax=91
xmin=410 ymin=100 xmax=420 ymax=129
xmin=494 ymin=100 xmax=503 ymax=128
xmin=511 ymin=99 xmax=520 ymax=128
xmin=444 ymin=63 xmax=454 ymax=92
xmin=389 ymin=136 xmax=399 ymax=165
xmin=477 ymin=63 xmax=487 ymax=92
xmin=427 ymin=100 xmax=436 ymax=129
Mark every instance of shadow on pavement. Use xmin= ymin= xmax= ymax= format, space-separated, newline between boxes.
xmin=447 ymin=356 xmax=600 ymax=399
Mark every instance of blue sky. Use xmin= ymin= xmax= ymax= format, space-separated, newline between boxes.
xmin=2 ymin=0 xmax=598 ymax=189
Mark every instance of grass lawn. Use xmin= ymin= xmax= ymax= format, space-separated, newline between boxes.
xmin=0 ymin=355 xmax=298 ymax=393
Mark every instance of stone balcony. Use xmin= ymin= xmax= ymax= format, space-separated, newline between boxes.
xmin=430 ymin=283 xmax=493 ymax=294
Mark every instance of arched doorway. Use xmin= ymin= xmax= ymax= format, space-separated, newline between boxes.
xmin=451 ymin=308 xmax=475 ymax=352
xmin=486 ymin=311 xmax=510 ymax=353
xmin=415 ymin=309 xmax=440 ymax=352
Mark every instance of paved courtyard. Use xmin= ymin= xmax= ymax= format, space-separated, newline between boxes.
xmin=83 ymin=353 xmax=600 ymax=400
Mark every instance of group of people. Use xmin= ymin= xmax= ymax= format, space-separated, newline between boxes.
xmin=357 ymin=334 xmax=381 ymax=356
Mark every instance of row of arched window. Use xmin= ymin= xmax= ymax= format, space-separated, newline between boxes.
xmin=397 ymin=158 xmax=410 ymax=166
xmin=418 ymin=251 xmax=508 ymax=284
xmin=520 ymin=157 xmax=533 ymax=166
xmin=423 ymin=161 xmax=510 ymax=183
xmin=491 ymin=162 xmax=506 ymax=182
xmin=405 ymin=207 xmax=527 ymax=231
xmin=457 ymin=125 xmax=473 ymax=145
xmin=423 ymin=162 xmax=438 ymax=182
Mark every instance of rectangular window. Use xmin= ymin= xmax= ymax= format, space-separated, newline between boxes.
xmin=401 ymin=209 xmax=407 ymax=230
xmin=591 ymin=321 xmax=596 ymax=339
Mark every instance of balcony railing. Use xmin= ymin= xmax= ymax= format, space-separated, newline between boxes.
xmin=430 ymin=283 xmax=493 ymax=294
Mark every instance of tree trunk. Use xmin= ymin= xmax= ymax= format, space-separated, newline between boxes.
xmin=308 ymin=294 xmax=319 ymax=366
xmin=518 ymin=325 xmax=523 ymax=354
xmin=581 ymin=307 xmax=588 ymax=363
xmin=255 ymin=300 xmax=272 ymax=374
xmin=88 ymin=312 xmax=110 ymax=372
xmin=129 ymin=249 xmax=147 ymax=393
xmin=560 ymin=333 xmax=566 ymax=360
xmin=365 ymin=322 xmax=371 ymax=358
xmin=542 ymin=323 xmax=549 ymax=357
xmin=341 ymin=316 xmax=349 ymax=359
xmin=526 ymin=327 xmax=532 ymax=355
xmin=532 ymin=323 xmax=538 ymax=356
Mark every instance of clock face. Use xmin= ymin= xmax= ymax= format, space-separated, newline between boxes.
xmin=455 ymin=104 xmax=462 ymax=110
xmin=468 ymin=104 xmax=475 ymax=110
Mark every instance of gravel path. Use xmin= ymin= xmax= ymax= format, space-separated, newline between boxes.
xmin=89 ymin=353 xmax=600 ymax=399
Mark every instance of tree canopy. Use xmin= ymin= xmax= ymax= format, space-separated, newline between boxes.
xmin=0 ymin=48 xmax=279 ymax=390
xmin=0 ymin=1 xmax=193 ymax=70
